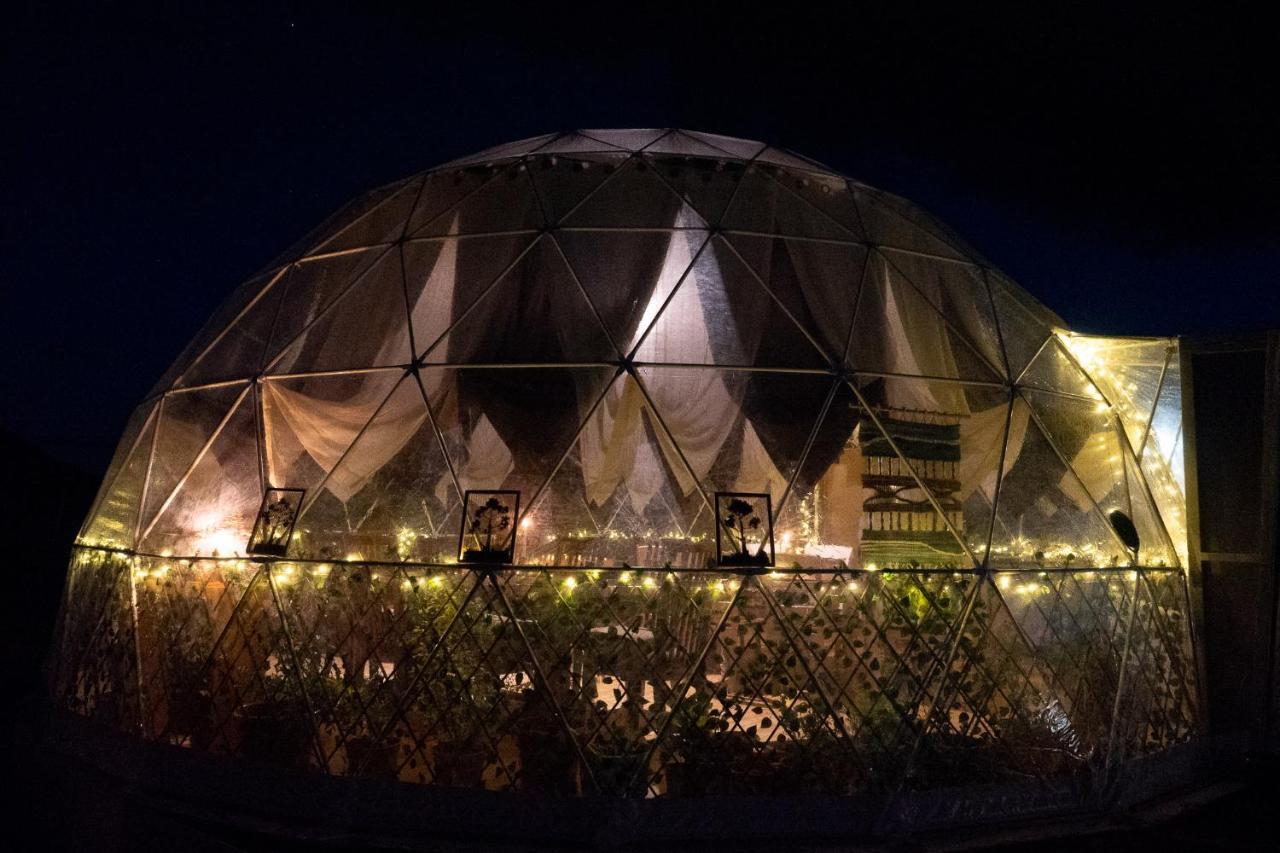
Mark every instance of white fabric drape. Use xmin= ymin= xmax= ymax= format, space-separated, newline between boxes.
xmin=265 ymin=216 xmax=468 ymax=504
xmin=579 ymin=206 xmax=784 ymax=512
xmin=875 ymin=258 xmax=1029 ymax=500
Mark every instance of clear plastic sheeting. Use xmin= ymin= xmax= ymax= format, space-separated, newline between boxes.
xmin=77 ymin=130 xmax=1187 ymax=574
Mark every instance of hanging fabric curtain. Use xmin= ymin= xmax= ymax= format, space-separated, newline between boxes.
xmin=263 ymin=217 xmax=464 ymax=503
xmin=581 ymin=206 xmax=785 ymax=511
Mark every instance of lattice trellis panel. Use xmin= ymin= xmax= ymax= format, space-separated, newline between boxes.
xmin=51 ymin=549 xmax=141 ymax=732
xmin=53 ymin=549 xmax=1202 ymax=802
xmin=1113 ymin=570 xmax=1200 ymax=759
xmin=134 ymin=558 xmax=255 ymax=743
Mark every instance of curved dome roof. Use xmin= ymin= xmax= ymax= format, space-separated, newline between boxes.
xmin=79 ymin=130 xmax=1182 ymax=569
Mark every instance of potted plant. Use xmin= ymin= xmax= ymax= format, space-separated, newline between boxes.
xmin=233 ymin=678 xmax=314 ymax=770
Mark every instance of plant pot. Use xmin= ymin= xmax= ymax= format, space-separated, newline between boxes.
xmin=585 ymin=746 xmax=646 ymax=796
xmin=233 ymin=701 xmax=312 ymax=769
xmin=345 ymin=733 xmax=401 ymax=778
xmin=431 ymin=739 xmax=488 ymax=787
xmin=516 ymin=728 xmax=578 ymax=795
xmin=166 ymin=685 xmax=213 ymax=749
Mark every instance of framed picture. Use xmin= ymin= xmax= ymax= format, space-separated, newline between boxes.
xmin=714 ymin=492 xmax=775 ymax=568
xmin=458 ymin=490 xmax=520 ymax=565
xmin=246 ymin=488 xmax=306 ymax=557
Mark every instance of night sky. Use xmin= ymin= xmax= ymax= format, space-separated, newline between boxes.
xmin=4 ymin=3 xmax=1277 ymax=475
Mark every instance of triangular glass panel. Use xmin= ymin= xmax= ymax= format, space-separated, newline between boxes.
xmin=177 ymin=271 xmax=290 ymax=388
xmin=406 ymin=165 xmax=508 ymax=236
xmin=260 ymin=368 xmax=404 ymax=503
xmin=579 ymin=128 xmax=668 ymax=151
xmin=633 ymin=235 xmax=829 ymax=369
xmin=265 ymin=179 xmax=413 ymax=270
xmin=423 ymin=365 xmax=617 ymax=511
xmin=860 ymin=186 xmax=989 ymax=264
xmin=534 ymin=132 xmax=630 ymax=155
xmin=267 ymin=249 xmax=412 ymax=375
xmin=771 ymin=381 xmax=862 ymax=565
xmin=1145 ymin=358 xmax=1183 ymax=477
xmin=79 ymin=401 xmax=155 ymax=539
xmin=847 ymin=252 xmax=1004 ymax=382
xmin=681 ymin=130 xmax=767 ymax=159
xmin=435 ymin=132 xmax=560 ymax=169
xmin=560 ymin=157 xmax=695 ymax=229
xmin=555 ymin=229 xmax=706 ymax=356
xmin=857 ymin=380 xmax=989 ymax=569
xmin=638 ymin=367 xmax=835 ymax=514
xmin=1019 ymin=336 xmax=1100 ymax=399
xmin=142 ymin=390 xmax=263 ymax=556
xmin=784 ymin=379 xmax=976 ymax=569
xmin=141 ymin=383 xmax=249 ymax=535
xmin=150 ymin=269 xmax=281 ymax=396
xmin=987 ymin=398 xmax=1129 ymax=568
xmin=521 ymin=372 xmax=717 ymax=568
xmin=721 ymin=166 xmax=857 ymax=241
xmin=411 ymin=161 xmax=543 ymax=237
xmin=406 ymin=232 xmax=538 ymax=360
xmin=1022 ymin=388 xmax=1128 ymax=515
xmin=1057 ymin=335 xmax=1174 ymax=456
xmin=643 ymin=156 xmax=744 ymax=227
xmin=764 ymin=167 xmax=866 ymax=240
xmin=954 ymin=396 xmax=1017 ymax=566
xmin=314 ymin=177 xmax=424 ymax=254
xmin=755 ymin=146 xmax=831 ymax=174
xmin=851 ymin=186 xmax=967 ymax=260
xmin=263 ymin=247 xmax=391 ymax=366
xmin=420 ymin=235 xmax=619 ymax=364
xmin=849 ymin=374 xmax=1011 ymax=566
xmin=526 ymin=151 xmax=630 ymax=225
xmin=879 ymin=250 xmax=1007 ymax=381
xmin=1139 ymin=442 xmax=1188 ymax=567
xmin=80 ymin=405 xmax=159 ymax=549
xmin=642 ymin=129 xmax=735 ymax=159
xmin=987 ymin=269 xmax=1064 ymax=382
xmin=726 ymin=234 xmax=867 ymax=365
xmin=292 ymin=374 xmax=462 ymax=562
xmin=1122 ymin=452 xmax=1178 ymax=568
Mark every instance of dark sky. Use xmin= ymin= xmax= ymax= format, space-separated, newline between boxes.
xmin=3 ymin=3 xmax=1277 ymax=474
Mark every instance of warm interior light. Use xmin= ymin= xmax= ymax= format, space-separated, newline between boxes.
xmin=194 ymin=527 xmax=243 ymax=557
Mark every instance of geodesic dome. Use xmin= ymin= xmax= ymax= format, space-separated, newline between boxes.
xmin=78 ymin=128 xmax=1185 ymax=571
xmin=53 ymin=133 xmax=1200 ymax=825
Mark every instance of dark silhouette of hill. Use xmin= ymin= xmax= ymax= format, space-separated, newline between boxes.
xmin=0 ymin=427 xmax=98 ymax=695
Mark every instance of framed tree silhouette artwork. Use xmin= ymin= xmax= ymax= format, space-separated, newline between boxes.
xmin=714 ymin=492 xmax=775 ymax=567
xmin=458 ymin=490 xmax=520 ymax=565
xmin=246 ymin=488 xmax=306 ymax=557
